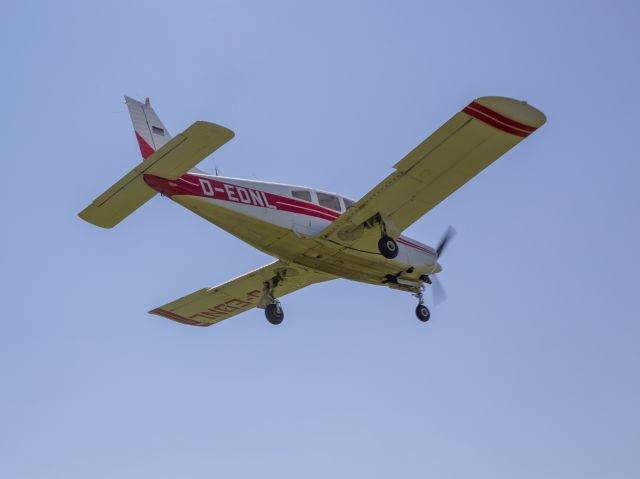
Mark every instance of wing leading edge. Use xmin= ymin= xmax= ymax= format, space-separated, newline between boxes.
xmin=150 ymin=261 xmax=334 ymax=327
xmin=318 ymin=96 xmax=546 ymax=246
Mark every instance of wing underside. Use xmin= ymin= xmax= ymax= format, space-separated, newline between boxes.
xmin=150 ymin=261 xmax=334 ymax=327
xmin=318 ymin=96 xmax=546 ymax=248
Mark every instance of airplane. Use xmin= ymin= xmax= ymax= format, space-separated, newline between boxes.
xmin=79 ymin=95 xmax=545 ymax=327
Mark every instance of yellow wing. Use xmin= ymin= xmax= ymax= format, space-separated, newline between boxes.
xmin=150 ymin=261 xmax=334 ymax=327
xmin=319 ymin=96 xmax=546 ymax=246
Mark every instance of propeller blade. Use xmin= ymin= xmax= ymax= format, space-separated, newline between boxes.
xmin=432 ymin=275 xmax=448 ymax=306
xmin=436 ymin=225 xmax=456 ymax=258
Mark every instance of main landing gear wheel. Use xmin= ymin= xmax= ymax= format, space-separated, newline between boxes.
xmin=415 ymin=304 xmax=430 ymax=322
xmin=378 ymin=235 xmax=399 ymax=259
xmin=265 ymin=303 xmax=284 ymax=325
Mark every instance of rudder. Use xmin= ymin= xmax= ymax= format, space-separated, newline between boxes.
xmin=125 ymin=96 xmax=172 ymax=159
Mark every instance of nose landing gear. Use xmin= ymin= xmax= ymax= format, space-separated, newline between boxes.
xmin=415 ymin=303 xmax=431 ymax=322
xmin=413 ymin=286 xmax=431 ymax=322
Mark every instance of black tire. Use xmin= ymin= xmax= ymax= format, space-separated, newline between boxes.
xmin=378 ymin=235 xmax=399 ymax=259
xmin=265 ymin=303 xmax=284 ymax=325
xmin=415 ymin=304 xmax=430 ymax=322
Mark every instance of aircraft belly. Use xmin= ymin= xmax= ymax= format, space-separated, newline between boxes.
xmin=172 ymin=195 xmax=290 ymax=253
xmin=171 ymin=194 xmax=435 ymax=286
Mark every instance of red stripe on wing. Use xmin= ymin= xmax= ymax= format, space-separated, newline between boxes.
xmin=467 ymin=101 xmax=536 ymax=132
xmin=462 ymin=107 xmax=529 ymax=137
xmin=149 ymin=308 xmax=211 ymax=327
xmin=462 ymin=102 xmax=538 ymax=138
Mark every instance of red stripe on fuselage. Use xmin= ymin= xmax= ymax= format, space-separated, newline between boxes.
xmin=274 ymin=201 xmax=339 ymax=222
xmin=396 ymin=237 xmax=435 ymax=255
xmin=144 ymin=173 xmax=342 ymax=220
xmin=143 ymin=173 xmax=431 ymax=255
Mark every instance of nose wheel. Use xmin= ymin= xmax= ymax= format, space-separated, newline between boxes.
xmin=415 ymin=304 xmax=430 ymax=322
xmin=413 ymin=287 xmax=431 ymax=322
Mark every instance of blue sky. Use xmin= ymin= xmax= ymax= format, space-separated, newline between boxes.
xmin=2 ymin=1 xmax=639 ymax=477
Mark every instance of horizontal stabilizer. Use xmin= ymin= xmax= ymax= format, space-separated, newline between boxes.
xmin=79 ymin=121 xmax=234 ymax=228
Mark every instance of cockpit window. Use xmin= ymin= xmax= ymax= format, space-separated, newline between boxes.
xmin=343 ymin=198 xmax=355 ymax=210
xmin=292 ymin=190 xmax=312 ymax=202
xmin=317 ymin=192 xmax=341 ymax=211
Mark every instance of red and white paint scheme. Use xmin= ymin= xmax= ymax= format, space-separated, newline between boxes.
xmin=79 ymin=96 xmax=546 ymax=327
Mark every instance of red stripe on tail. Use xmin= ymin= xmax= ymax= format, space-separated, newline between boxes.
xmin=135 ymin=131 xmax=155 ymax=159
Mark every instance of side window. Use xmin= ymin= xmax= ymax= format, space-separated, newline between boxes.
xmin=343 ymin=198 xmax=355 ymax=210
xmin=317 ymin=192 xmax=341 ymax=211
xmin=292 ymin=190 xmax=312 ymax=202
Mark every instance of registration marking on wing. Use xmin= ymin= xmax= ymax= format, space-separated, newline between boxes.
xmin=150 ymin=289 xmax=263 ymax=326
xmin=188 ymin=289 xmax=262 ymax=321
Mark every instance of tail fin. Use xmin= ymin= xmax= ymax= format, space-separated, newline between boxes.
xmin=124 ymin=96 xmax=172 ymax=159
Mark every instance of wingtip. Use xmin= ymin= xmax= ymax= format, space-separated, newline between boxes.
xmin=475 ymin=96 xmax=547 ymax=129
xmin=149 ymin=308 xmax=212 ymax=327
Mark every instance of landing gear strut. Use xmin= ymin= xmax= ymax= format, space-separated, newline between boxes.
xmin=413 ymin=287 xmax=430 ymax=322
xmin=377 ymin=219 xmax=398 ymax=259
xmin=261 ymin=274 xmax=285 ymax=325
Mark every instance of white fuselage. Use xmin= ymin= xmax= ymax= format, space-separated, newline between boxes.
xmin=145 ymin=171 xmax=439 ymax=289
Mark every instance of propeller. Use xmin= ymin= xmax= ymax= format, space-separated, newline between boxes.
xmin=436 ymin=225 xmax=456 ymax=258
xmin=431 ymin=275 xmax=447 ymax=306
xmin=431 ymin=226 xmax=456 ymax=306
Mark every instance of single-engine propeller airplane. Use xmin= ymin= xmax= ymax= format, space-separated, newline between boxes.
xmin=79 ymin=95 xmax=545 ymax=327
